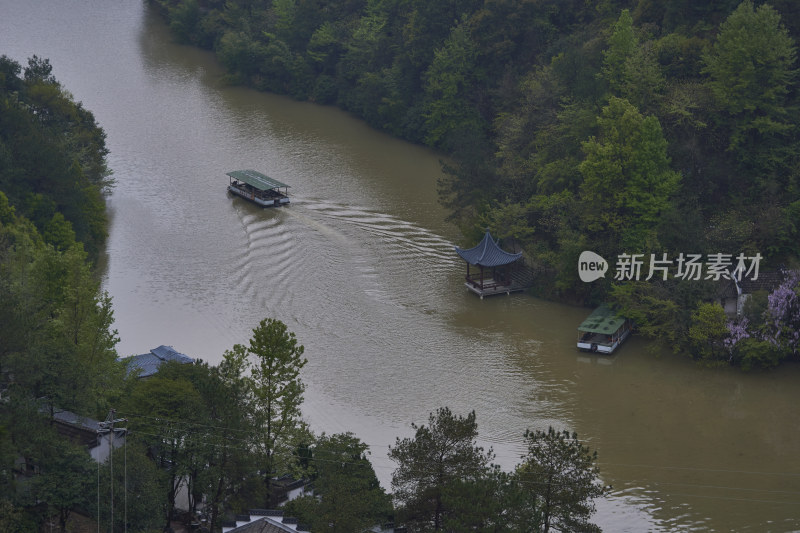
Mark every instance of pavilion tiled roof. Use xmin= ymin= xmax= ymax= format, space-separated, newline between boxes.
xmin=455 ymin=231 xmax=522 ymax=267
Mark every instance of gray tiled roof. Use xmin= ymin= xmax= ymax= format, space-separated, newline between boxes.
xmin=228 ymin=521 xmax=294 ymax=533
xmin=125 ymin=345 xmax=193 ymax=378
xmin=52 ymin=409 xmax=101 ymax=432
xmin=226 ymin=511 xmax=306 ymax=533
xmin=455 ymin=231 xmax=522 ymax=267
xmin=739 ymin=271 xmax=785 ymax=294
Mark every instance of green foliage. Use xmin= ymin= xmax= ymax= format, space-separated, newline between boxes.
xmin=389 ymin=407 xmax=494 ymax=532
xmin=609 ymin=282 xmax=685 ymax=349
xmin=688 ymin=302 xmax=729 ymax=362
xmin=0 ymin=55 xmax=112 ymax=259
xmin=1 ymin=210 xmax=122 ymax=416
xmin=33 ymin=439 xmax=97 ymax=533
xmin=730 ymin=337 xmax=784 ymax=371
xmin=187 ymin=359 xmax=260 ymax=530
xmin=168 ymin=0 xmax=216 ymax=48
xmin=0 ymin=55 xmax=121 ymax=532
xmin=230 ymin=317 xmax=308 ymax=505
xmin=0 ymin=500 xmax=34 ymax=533
xmin=121 ymin=368 xmax=206 ymax=527
xmin=439 ymin=467 xmax=523 ymax=533
xmin=579 ymin=97 xmax=681 ymax=252
xmin=98 ymin=442 xmax=167 ymax=533
xmin=41 ymin=212 xmax=77 ymax=251
xmin=742 ymin=290 xmax=769 ymax=323
xmin=285 ymin=433 xmax=392 ymax=532
xmin=423 ymin=17 xmax=485 ymax=149
xmin=601 ymin=10 xmax=666 ymax=111
xmin=703 ymin=1 xmax=797 ymax=158
xmin=516 ymin=427 xmax=608 ymax=533
xmin=601 ymin=9 xmax=637 ymax=92
xmin=117 ymin=323 xmax=309 ymax=528
xmin=217 ymin=31 xmax=267 ymax=81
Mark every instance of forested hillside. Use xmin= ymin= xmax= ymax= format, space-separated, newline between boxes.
xmin=0 ymin=55 xmax=125 ymax=531
xmin=0 ymin=55 xmax=113 ymax=260
xmin=151 ymin=0 xmax=800 ymax=367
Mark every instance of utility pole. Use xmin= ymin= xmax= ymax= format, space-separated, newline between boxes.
xmin=98 ymin=409 xmax=127 ymax=532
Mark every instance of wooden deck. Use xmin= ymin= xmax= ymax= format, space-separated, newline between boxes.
xmin=464 ymin=278 xmax=525 ymax=298
xmin=464 ymin=266 xmax=536 ymax=299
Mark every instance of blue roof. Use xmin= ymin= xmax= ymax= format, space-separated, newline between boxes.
xmin=455 ymin=231 xmax=522 ymax=267
xmin=126 ymin=345 xmax=194 ymax=378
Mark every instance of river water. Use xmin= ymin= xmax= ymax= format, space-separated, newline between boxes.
xmin=1 ymin=2 xmax=799 ymax=530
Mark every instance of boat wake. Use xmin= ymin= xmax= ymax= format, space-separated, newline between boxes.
xmin=299 ymin=198 xmax=458 ymax=275
xmin=229 ymin=197 xmax=459 ymax=320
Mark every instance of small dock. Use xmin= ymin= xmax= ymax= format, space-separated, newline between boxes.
xmin=464 ymin=267 xmax=535 ymax=298
xmin=464 ymin=280 xmax=525 ymax=298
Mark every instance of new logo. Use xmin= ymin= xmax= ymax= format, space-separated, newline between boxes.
xmin=578 ymin=251 xmax=608 ymax=282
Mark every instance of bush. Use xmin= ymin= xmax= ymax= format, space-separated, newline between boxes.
xmin=731 ymin=338 xmax=783 ymax=371
xmin=311 ymin=75 xmax=338 ymax=104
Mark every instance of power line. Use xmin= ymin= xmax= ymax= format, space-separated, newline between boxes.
xmin=118 ymin=412 xmax=800 ymax=481
xmin=121 ymin=426 xmax=800 ymax=508
xmin=595 ymin=461 xmax=800 ymax=478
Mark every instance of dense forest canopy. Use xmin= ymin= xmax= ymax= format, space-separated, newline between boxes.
xmin=0 ymin=55 xmax=113 ymax=260
xmin=152 ymin=0 xmax=800 ymax=367
xmin=0 ymin=56 xmax=124 ymax=531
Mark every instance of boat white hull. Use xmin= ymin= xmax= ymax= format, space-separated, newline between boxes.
xmin=228 ymin=185 xmax=289 ymax=207
xmin=577 ymin=327 xmax=631 ymax=354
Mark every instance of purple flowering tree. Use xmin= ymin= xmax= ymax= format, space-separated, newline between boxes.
xmin=765 ymin=270 xmax=800 ymax=355
xmin=723 ymin=317 xmax=751 ymax=354
xmin=724 ymin=270 xmax=800 ymax=366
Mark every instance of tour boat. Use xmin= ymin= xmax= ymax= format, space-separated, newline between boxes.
xmin=577 ymin=304 xmax=633 ymax=354
xmin=227 ymin=169 xmax=290 ymax=207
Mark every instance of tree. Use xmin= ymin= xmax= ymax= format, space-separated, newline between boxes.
xmin=0 ymin=55 xmax=112 ymax=259
xmin=389 ymin=408 xmax=493 ymax=532
xmin=439 ymin=467 xmax=524 ymax=533
xmin=579 ymin=97 xmax=681 ymax=252
xmin=703 ymin=0 xmax=797 ymax=163
xmin=723 ymin=270 xmax=800 ymax=369
xmin=423 ymin=16 xmax=485 ymax=150
xmin=33 ymin=440 xmax=96 ymax=533
xmin=601 ymin=10 xmax=664 ymax=112
xmin=285 ymin=432 xmax=392 ymax=532
xmin=763 ymin=269 xmax=800 ymax=358
xmin=516 ymin=427 xmax=608 ymax=533
xmin=121 ymin=369 xmax=206 ymax=529
xmin=688 ymin=302 xmax=729 ymax=362
xmin=98 ymin=441 xmax=166 ymax=533
xmin=238 ymin=318 xmax=307 ymax=505
xmin=187 ymin=358 xmax=259 ymax=532
xmin=601 ymin=10 xmax=636 ymax=92
xmin=1 ymin=229 xmax=122 ymax=417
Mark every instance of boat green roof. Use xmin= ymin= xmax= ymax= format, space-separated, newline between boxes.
xmin=227 ymin=170 xmax=289 ymax=191
xmin=578 ymin=304 xmax=627 ymax=334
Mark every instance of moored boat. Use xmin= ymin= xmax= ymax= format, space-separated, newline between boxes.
xmin=227 ymin=169 xmax=290 ymax=207
xmin=577 ymin=304 xmax=633 ymax=354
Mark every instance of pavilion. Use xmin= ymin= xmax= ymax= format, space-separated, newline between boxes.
xmin=455 ymin=230 xmax=524 ymax=298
